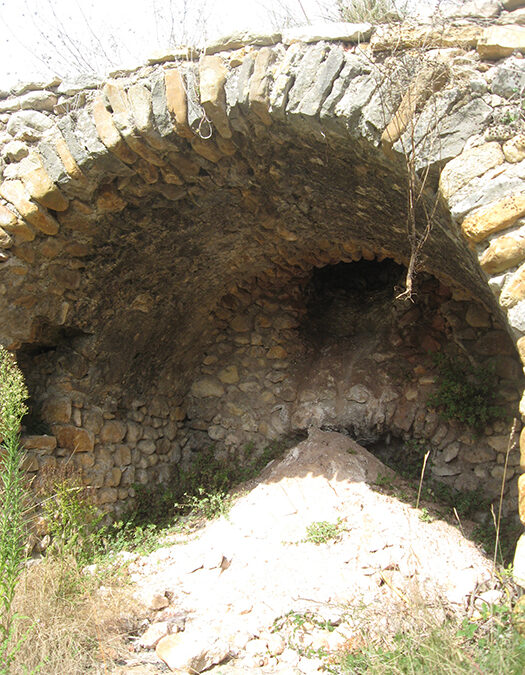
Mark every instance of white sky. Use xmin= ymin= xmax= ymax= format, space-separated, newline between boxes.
xmin=0 ymin=0 xmax=434 ymax=89
xmin=0 ymin=0 xmax=338 ymax=87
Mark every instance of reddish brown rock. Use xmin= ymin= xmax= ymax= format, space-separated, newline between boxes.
xmin=479 ymin=229 xmax=525 ymax=274
xmin=53 ymin=426 xmax=94 ymax=452
xmin=19 ymin=152 xmax=69 ymax=212
xmin=0 ymin=179 xmax=59 ymax=235
xmin=462 ymin=193 xmax=525 ymax=243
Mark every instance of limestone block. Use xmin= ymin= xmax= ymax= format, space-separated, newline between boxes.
xmin=461 ymin=192 xmax=525 ymax=242
xmin=92 ymin=95 xmax=137 ymax=164
xmin=96 ymin=185 xmax=127 ymax=213
xmin=295 ymin=45 xmax=345 ymax=119
xmin=114 ymin=444 xmax=132 ymax=466
xmin=479 ymin=227 xmax=525 ymax=273
xmin=444 ymin=0 xmax=501 ymax=19
xmin=21 ymin=435 xmax=57 ymax=452
xmin=249 ymin=47 xmax=278 ymax=125
xmin=37 ymin=137 xmax=76 ymax=190
xmin=439 ymin=142 xmax=504 ymax=200
xmin=97 ymin=487 xmax=118 ymax=505
xmin=513 ymin=532 xmax=525 ymax=588
xmin=383 ymin=64 xmax=449 ymax=148
xmin=287 ymin=43 xmax=329 ymax=114
xmin=2 ymin=140 xmax=28 ymax=162
xmin=190 ymin=137 xmax=222 ymax=163
xmin=0 ymin=179 xmax=59 ymax=235
xmin=42 ymin=396 xmax=72 ymax=424
xmin=504 ymin=133 xmax=525 ymax=163
xmin=267 ymin=346 xmax=288 ymax=359
xmin=0 ymin=227 xmax=12 ymax=249
xmin=205 ymin=30 xmax=281 ymax=55
xmin=478 ymin=25 xmax=525 ymax=59
xmin=126 ymin=420 xmax=142 ymax=444
xmin=120 ymin=465 xmax=135 ymax=486
xmin=488 ymin=55 xmax=525 ymax=98
xmin=164 ymin=67 xmax=192 ymax=138
xmin=333 ymin=72 xmax=376 ymax=129
xmin=218 ymin=365 xmax=239 ymax=384
xmin=508 ymin=299 xmax=525 ymax=331
xmin=127 ymin=82 xmax=165 ymax=151
xmin=53 ymin=425 xmax=94 ymax=452
xmin=519 ymin=473 xmax=525 ymax=523
xmin=6 ymin=110 xmax=54 ymax=137
xmin=18 ymin=152 xmax=69 ymax=211
xmin=150 ymin=71 xmax=173 ymax=139
xmin=100 ymin=420 xmax=127 ymax=443
xmin=58 ymin=111 xmax=133 ymax=179
xmin=283 ymin=22 xmax=373 ymax=45
xmin=371 ymin=25 xmax=482 ymax=52
xmin=199 ymin=55 xmax=231 ymax=139
xmin=106 ymin=467 xmax=122 ymax=487
xmin=53 ymin=132 xmax=87 ymax=183
xmin=156 ymin=631 xmax=229 ymax=673
xmin=0 ymin=203 xmax=16 ymax=229
xmin=0 ymin=218 xmax=34 ymax=243
xmin=517 ymin=336 xmax=525 ymax=369
xmin=503 ymin=0 xmax=525 ymax=12
xmin=409 ymin=97 xmax=492 ymax=171
xmin=499 ymin=261 xmax=525 ymax=307
xmin=19 ymin=90 xmax=57 ymax=112
xmin=138 ymin=439 xmax=156 ymax=455
xmin=191 ymin=377 xmax=225 ymax=397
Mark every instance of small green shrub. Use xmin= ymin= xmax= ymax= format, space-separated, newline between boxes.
xmin=179 ymin=487 xmax=231 ymax=520
xmin=427 ymin=353 xmax=506 ymax=431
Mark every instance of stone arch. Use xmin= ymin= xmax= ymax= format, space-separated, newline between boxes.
xmin=1 ymin=22 xmax=525 ymax=577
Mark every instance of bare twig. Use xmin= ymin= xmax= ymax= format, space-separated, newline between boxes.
xmin=492 ymin=419 xmax=518 ymax=575
xmin=416 ymin=449 xmax=430 ymax=510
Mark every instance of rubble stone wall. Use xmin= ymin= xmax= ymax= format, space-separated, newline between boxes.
xmin=2 ymin=6 xmax=525 ymax=575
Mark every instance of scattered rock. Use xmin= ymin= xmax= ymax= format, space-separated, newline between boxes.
xmin=155 ymin=630 xmax=230 ymax=673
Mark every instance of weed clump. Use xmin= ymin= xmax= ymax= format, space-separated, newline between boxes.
xmin=304 ymin=519 xmax=344 ymax=545
xmin=0 ymin=346 xmax=29 ymax=672
xmin=427 ymin=353 xmax=506 ymax=431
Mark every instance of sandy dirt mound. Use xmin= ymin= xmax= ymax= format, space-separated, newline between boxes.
xmin=118 ymin=429 xmax=495 ymax=673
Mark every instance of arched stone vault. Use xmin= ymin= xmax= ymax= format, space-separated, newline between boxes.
xmin=2 ymin=21 xmax=525 ymax=577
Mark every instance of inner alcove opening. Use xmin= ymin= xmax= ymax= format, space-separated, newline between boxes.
xmin=279 ymin=257 xmax=522 ymax=520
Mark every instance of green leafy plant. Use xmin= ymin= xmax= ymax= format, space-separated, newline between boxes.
xmin=37 ymin=464 xmax=104 ymax=568
xmin=304 ymin=519 xmax=344 ymax=545
xmin=330 ymin=598 xmax=525 ymax=674
xmin=0 ymin=346 xmax=29 ymax=672
xmin=427 ymin=353 xmax=506 ymax=431
xmin=418 ymin=507 xmax=433 ymax=523
xmin=374 ymin=472 xmax=394 ymax=488
xmin=178 ymin=486 xmax=232 ymax=520
xmin=128 ymin=441 xmax=286 ymax=528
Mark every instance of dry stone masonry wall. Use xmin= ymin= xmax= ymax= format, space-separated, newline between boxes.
xmin=2 ymin=1 xmax=525 ymax=578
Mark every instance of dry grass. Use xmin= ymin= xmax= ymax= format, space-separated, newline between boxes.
xmin=10 ymin=556 xmax=143 ymax=674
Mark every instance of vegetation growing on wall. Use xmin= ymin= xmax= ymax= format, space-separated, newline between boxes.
xmin=427 ymin=353 xmax=506 ymax=431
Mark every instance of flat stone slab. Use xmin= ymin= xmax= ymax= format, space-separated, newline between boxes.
xmin=283 ymin=21 xmax=373 ymax=45
xmin=205 ymin=31 xmax=282 ymax=55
